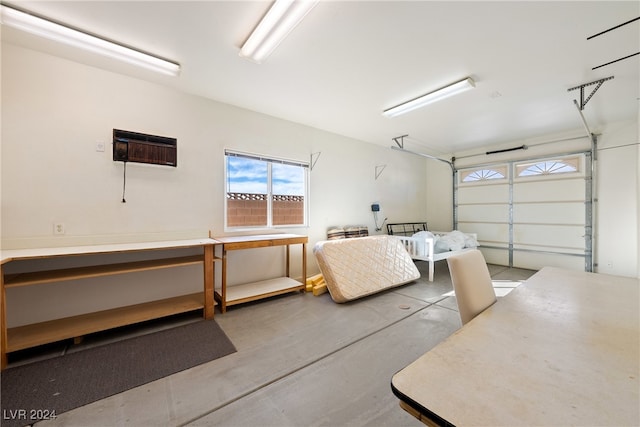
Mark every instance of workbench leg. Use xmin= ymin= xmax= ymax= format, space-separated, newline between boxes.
xmin=286 ymin=245 xmax=291 ymax=277
xmin=221 ymin=248 xmax=227 ymax=313
xmin=204 ymin=244 xmax=215 ymax=319
xmin=302 ymin=242 xmax=307 ymax=286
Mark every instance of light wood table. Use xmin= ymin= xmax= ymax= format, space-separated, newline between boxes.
xmin=0 ymin=238 xmax=220 ymax=369
xmin=212 ymin=234 xmax=307 ymax=313
xmin=391 ymin=266 xmax=640 ymax=426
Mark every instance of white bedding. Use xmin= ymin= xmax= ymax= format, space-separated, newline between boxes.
xmin=413 ymin=230 xmax=478 ymax=253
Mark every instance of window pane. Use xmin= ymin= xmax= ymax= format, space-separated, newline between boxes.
xmin=516 ymin=158 xmax=579 ymax=177
xmin=463 ymin=169 xmax=505 ymax=182
xmin=226 ymin=156 xmax=267 ymax=227
xmin=226 ymin=156 xmax=267 ymax=194
xmin=460 ymin=166 xmax=507 ymax=183
xmin=272 ymin=163 xmax=304 ymax=195
xmin=272 ymin=163 xmax=305 ymax=225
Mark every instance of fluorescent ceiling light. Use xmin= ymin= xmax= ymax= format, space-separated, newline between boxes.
xmin=383 ymin=77 xmax=475 ymax=117
xmin=240 ymin=0 xmax=318 ymax=64
xmin=0 ymin=4 xmax=180 ymax=76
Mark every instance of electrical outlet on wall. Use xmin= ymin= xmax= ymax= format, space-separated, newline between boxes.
xmin=53 ymin=223 xmax=65 ymax=235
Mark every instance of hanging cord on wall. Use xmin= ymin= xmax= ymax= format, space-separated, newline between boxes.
xmin=122 ymin=161 xmax=127 ymax=203
xmin=373 ymin=211 xmax=387 ymax=232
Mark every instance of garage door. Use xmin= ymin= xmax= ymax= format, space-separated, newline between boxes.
xmin=456 ymin=152 xmax=592 ymax=271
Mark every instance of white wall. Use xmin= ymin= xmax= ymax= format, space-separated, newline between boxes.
xmin=425 ymin=160 xmax=454 ymax=231
xmin=1 ymin=44 xmax=428 ymax=326
xmin=595 ymin=120 xmax=639 ymax=278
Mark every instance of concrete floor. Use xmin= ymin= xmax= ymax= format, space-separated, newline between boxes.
xmin=23 ymin=261 xmax=535 ymax=427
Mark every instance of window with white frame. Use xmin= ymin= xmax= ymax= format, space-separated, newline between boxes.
xmin=515 ymin=156 xmax=580 ymax=177
xmin=460 ymin=165 xmax=508 ymax=183
xmin=225 ymin=150 xmax=308 ymax=229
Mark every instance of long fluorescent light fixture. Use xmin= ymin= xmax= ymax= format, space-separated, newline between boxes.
xmin=0 ymin=4 xmax=180 ymax=76
xmin=383 ymin=77 xmax=475 ymax=117
xmin=240 ymin=0 xmax=318 ymax=64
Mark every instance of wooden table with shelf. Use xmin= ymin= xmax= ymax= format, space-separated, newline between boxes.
xmin=211 ymin=234 xmax=307 ymax=313
xmin=0 ymin=238 xmax=220 ymax=369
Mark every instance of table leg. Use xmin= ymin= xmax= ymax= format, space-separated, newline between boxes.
xmin=302 ymin=242 xmax=307 ymax=285
xmin=203 ymin=244 xmax=214 ymax=319
xmin=398 ymin=401 xmax=440 ymax=427
xmin=221 ymin=247 xmax=227 ymax=313
xmin=286 ymin=245 xmax=291 ymax=277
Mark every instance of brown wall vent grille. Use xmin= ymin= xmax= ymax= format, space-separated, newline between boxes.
xmin=113 ymin=129 xmax=177 ymax=167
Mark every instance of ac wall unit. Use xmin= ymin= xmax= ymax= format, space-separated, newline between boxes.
xmin=113 ymin=129 xmax=177 ymax=167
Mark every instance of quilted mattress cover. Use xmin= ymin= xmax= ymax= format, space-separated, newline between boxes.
xmin=313 ymin=235 xmax=420 ymax=303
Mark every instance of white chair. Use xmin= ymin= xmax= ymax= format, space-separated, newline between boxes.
xmin=446 ymin=249 xmax=497 ymax=325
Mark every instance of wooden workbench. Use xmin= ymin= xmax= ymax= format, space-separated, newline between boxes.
xmin=0 ymin=238 xmax=219 ymax=369
xmin=211 ymin=234 xmax=307 ymax=313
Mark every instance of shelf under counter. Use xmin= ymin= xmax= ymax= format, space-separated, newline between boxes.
xmin=215 ymin=277 xmax=305 ymax=307
xmin=3 ymin=255 xmax=205 ymax=288
xmin=7 ymin=292 xmax=210 ymax=353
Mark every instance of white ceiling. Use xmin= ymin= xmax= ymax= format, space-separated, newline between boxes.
xmin=3 ymin=1 xmax=639 ymax=155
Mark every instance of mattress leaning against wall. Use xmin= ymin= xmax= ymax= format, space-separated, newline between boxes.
xmin=313 ymin=235 xmax=420 ymax=303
